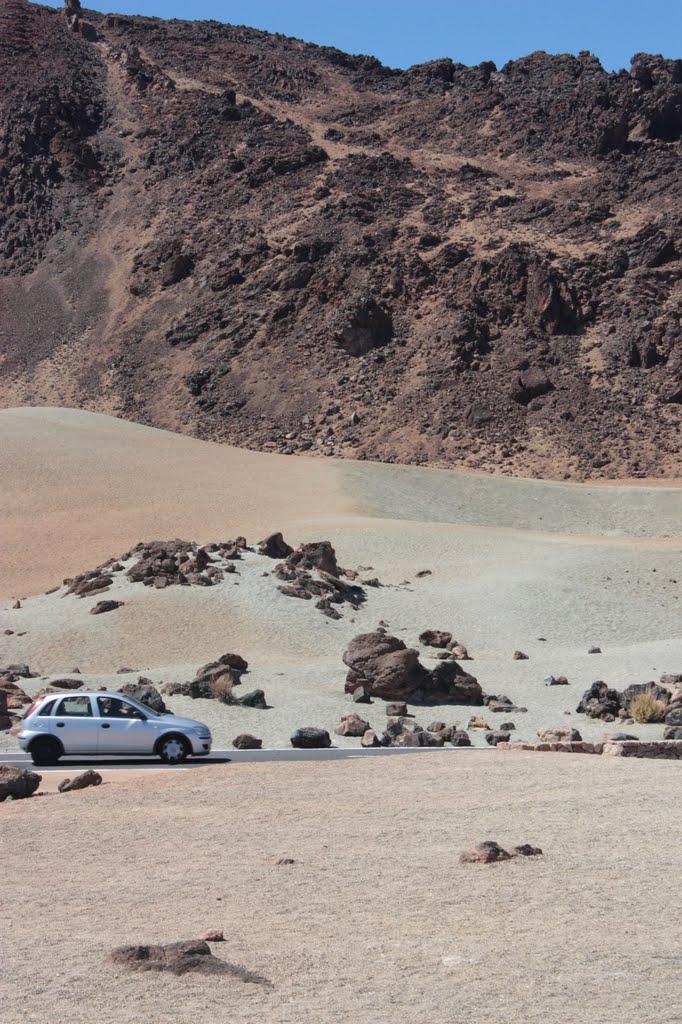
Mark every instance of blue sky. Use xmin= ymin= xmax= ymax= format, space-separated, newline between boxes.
xmin=45 ymin=1 xmax=680 ymax=71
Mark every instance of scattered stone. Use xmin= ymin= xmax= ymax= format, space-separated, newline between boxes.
xmin=513 ymin=650 xmax=529 ymax=660
xmin=588 ymin=646 xmax=602 ymax=654
xmin=58 ymin=770 xmax=103 ymax=792
xmin=0 ymin=764 xmax=41 ymax=801
xmin=467 ymin=716 xmax=490 ymax=730
xmin=537 ymin=727 xmax=582 ymax=743
xmin=201 ymin=930 xmax=225 ymax=942
xmin=231 ymin=734 xmax=263 ymax=750
xmin=351 ymin=687 xmax=371 ymax=704
xmin=449 ymin=643 xmax=471 ymax=660
xmin=110 ymin=940 xmax=268 ymax=982
xmin=239 ymin=689 xmax=267 ymax=709
xmin=544 ymin=675 xmax=569 ymax=686
xmin=415 ymin=570 xmax=432 ymax=578
xmin=606 ymin=732 xmax=639 ymax=741
xmin=460 ymin=841 xmax=512 ymax=864
xmin=499 ymin=721 xmax=516 ymax=731
xmin=12 ymin=601 xmax=21 ymax=609
xmin=386 ymin=701 xmax=408 ymax=717
xmin=90 ymin=600 xmax=124 ymax=615
xmin=360 ymin=729 xmax=381 ymax=747
xmin=664 ymin=725 xmax=682 ymax=739
xmin=290 ymin=727 xmax=331 ymax=749
xmin=427 ymin=720 xmax=447 ymax=733
xmin=258 ymin=533 xmax=293 ymax=558
xmin=0 ymin=681 xmax=32 ymax=708
xmin=485 ymin=730 xmax=511 ymax=746
xmin=419 ymin=629 xmax=452 ymax=649
xmin=334 ymin=713 xmax=370 ymax=737
xmin=273 ymin=858 xmax=295 ymax=866
xmin=450 ymin=730 xmax=472 ymax=746
xmin=0 ymin=663 xmax=37 ymax=679
xmin=512 ymin=844 xmax=543 ymax=857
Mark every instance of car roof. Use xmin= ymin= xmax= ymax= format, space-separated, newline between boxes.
xmin=38 ymin=691 xmax=141 ymax=700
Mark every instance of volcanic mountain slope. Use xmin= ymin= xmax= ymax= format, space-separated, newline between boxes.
xmin=0 ymin=0 xmax=681 ymax=479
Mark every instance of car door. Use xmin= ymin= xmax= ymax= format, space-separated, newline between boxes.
xmin=95 ymin=696 xmax=153 ymax=754
xmin=53 ymin=695 xmax=99 ymax=754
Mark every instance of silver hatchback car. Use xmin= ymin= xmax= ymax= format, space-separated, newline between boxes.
xmin=17 ymin=691 xmax=212 ymax=766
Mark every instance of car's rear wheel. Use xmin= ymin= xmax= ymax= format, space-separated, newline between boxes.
xmin=158 ymin=734 xmax=191 ymax=764
xmin=30 ymin=737 xmax=62 ymax=766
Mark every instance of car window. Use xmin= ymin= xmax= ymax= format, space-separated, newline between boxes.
xmin=38 ymin=699 xmax=57 ymax=716
xmin=56 ymin=696 xmax=92 ymax=717
xmin=97 ymin=696 xmax=146 ymax=720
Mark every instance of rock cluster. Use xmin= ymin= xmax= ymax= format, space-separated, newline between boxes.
xmin=343 ymin=632 xmax=482 ymax=703
xmin=576 ymin=679 xmax=679 ymax=723
xmin=273 ymin=540 xmax=367 ymax=618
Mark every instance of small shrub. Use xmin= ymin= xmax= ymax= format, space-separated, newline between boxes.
xmin=211 ymin=674 xmax=237 ymax=705
xmin=629 ymin=693 xmax=666 ymax=723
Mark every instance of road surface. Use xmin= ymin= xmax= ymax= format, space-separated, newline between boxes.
xmin=1 ymin=746 xmax=492 ymax=771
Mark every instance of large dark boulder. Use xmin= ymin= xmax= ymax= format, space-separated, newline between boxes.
xmin=290 ymin=727 xmax=331 ymax=749
xmin=0 ymin=764 xmax=41 ymax=801
xmin=287 ymin=541 xmax=339 ymax=576
xmin=58 ymin=770 xmax=102 ymax=793
xmin=426 ymin=661 xmax=483 ymax=703
xmin=343 ymin=632 xmax=429 ymax=701
xmin=258 ymin=533 xmax=293 ymax=559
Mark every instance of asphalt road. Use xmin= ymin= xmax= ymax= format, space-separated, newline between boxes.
xmin=1 ymin=746 xmax=491 ymax=771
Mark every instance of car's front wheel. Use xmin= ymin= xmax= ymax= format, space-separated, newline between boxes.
xmin=30 ymin=737 xmax=62 ymax=766
xmin=158 ymin=734 xmax=191 ymax=764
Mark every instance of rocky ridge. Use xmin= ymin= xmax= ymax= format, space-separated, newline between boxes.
xmin=0 ymin=1 xmax=681 ymax=478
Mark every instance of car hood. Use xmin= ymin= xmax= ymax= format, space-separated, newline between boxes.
xmin=158 ymin=714 xmax=209 ymax=733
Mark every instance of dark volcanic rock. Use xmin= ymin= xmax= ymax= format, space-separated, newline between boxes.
xmin=119 ymin=680 xmax=167 ymax=714
xmin=58 ymin=769 xmax=103 ymax=792
xmin=290 ymin=727 xmax=332 ymax=749
xmin=110 ymin=939 xmax=269 ymax=981
xmin=0 ymin=764 xmax=41 ymax=800
xmin=232 ymin=733 xmax=263 ymax=749
xmin=1 ymin=3 xmax=680 ymax=481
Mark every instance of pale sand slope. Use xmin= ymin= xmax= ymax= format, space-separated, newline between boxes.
xmin=1 ymin=407 xmax=681 ymax=749
xmin=1 ymin=755 xmax=681 ymax=1024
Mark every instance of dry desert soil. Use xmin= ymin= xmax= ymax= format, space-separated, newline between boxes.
xmin=1 ymin=405 xmax=682 ymax=1024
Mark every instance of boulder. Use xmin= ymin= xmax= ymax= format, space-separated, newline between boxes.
xmin=0 ymin=691 xmax=10 ymax=731
xmin=0 ymin=681 xmax=32 ymax=708
xmin=360 ymin=730 xmax=381 ymax=748
xmin=287 ymin=541 xmax=339 ymax=576
xmin=419 ymin=629 xmax=452 ymax=649
xmin=386 ymin=701 xmax=408 ymax=717
xmin=664 ymin=725 xmax=682 ymax=739
xmin=665 ymin=704 xmax=682 ymax=727
xmin=513 ymin=650 xmax=529 ymax=660
xmin=351 ymin=687 xmax=371 ymax=704
xmin=467 ymin=716 xmax=490 ymax=730
xmin=0 ymin=663 xmax=36 ymax=679
xmin=427 ymin=660 xmax=483 ymax=703
xmin=119 ymin=680 xmax=167 ymax=714
xmin=622 ymin=681 xmax=671 ymax=708
xmin=258 ymin=533 xmax=293 ymax=558
xmin=110 ymin=939 xmax=266 ymax=981
xmin=460 ymin=841 xmax=512 ymax=864
xmin=450 ymin=730 xmax=472 ymax=746
xmin=537 ymin=727 xmax=582 ymax=743
xmin=91 ymin=600 xmax=124 ymax=615
xmin=485 ymin=730 xmax=511 ymax=746
xmin=343 ymin=633 xmax=429 ymax=701
xmin=290 ymin=727 xmax=332 ymax=749
xmin=0 ymin=764 xmax=41 ymax=801
xmin=231 ymin=734 xmax=263 ymax=750
xmin=239 ymin=689 xmax=267 ymax=709
xmin=334 ymin=713 xmax=370 ymax=737
xmin=58 ymin=770 xmax=102 ymax=793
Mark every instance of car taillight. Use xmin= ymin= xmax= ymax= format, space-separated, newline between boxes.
xmin=24 ymin=703 xmax=39 ymax=718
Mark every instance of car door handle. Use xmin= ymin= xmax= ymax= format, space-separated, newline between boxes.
xmin=101 ymin=723 xmax=110 ymax=729
xmin=56 ymin=722 xmax=65 ymax=727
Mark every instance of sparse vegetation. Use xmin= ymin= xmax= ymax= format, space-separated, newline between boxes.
xmin=629 ymin=693 xmax=667 ymax=723
xmin=211 ymin=675 xmax=237 ymax=705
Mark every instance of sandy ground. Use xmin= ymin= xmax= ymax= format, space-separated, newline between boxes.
xmin=1 ymin=407 xmax=681 ymax=750
xmin=2 ymin=754 xmax=681 ymax=1024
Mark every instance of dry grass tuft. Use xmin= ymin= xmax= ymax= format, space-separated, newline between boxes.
xmin=629 ymin=693 xmax=667 ymax=723
xmin=211 ymin=673 xmax=238 ymax=705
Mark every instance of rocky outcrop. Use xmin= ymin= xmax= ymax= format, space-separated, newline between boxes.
xmin=576 ymin=680 xmax=671 ymax=722
xmin=460 ymin=840 xmax=543 ymax=864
